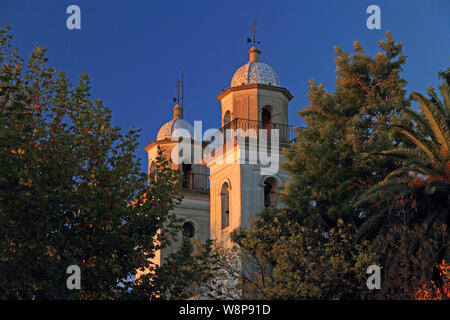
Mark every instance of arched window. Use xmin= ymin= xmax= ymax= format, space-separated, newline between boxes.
xmin=223 ymin=110 xmax=231 ymax=127
xmin=182 ymin=221 xmax=195 ymax=238
xmin=264 ymin=178 xmax=277 ymax=208
xmin=149 ymin=161 xmax=156 ymax=181
xmin=262 ymin=107 xmax=272 ymax=140
xmin=182 ymin=163 xmax=192 ymax=189
xmin=221 ymin=182 xmax=230 ymax=229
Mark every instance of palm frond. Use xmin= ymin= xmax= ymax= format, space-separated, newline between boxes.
xmin=412 ymin=92 xmax=448 ymax=158
xmin=399 ymin=106 xmax=435 ymax=138
xmin=379 ymin=148 xmax=431 ymax=163
xmin=438 ymin=82 xmax=450 ymax=117
xmin=355 ymin=178 xmax=408 ymax=206
xmin=355 ymin=80 xmax=450 ymax=242
xmin=393 ymin=125 xmax=438 ymax=161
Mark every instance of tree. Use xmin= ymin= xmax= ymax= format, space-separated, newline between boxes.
xmin=132 ymin=238 xmax=220 ymax=300
xmin=369 ymin=221 xmax=448 ymax=299
xmin=355 ymin=79 xmax=449 ymax=240
xmin=416 ymin=259 xmax=450 ymax=300
xmin=354 ymin=77 xmax=449 ymax=299
xmin=222 ymin=32 xmax=446 ymax=300
xmin=219 ymin=210 xmax=376 ymax=299
xmin=438 ymin=67 xmax=450 ymax=86
xmin=380 ymin=79 xmax=448 ymax=186
xmin=0 ymin=24 xmax=211 ymax=299
xmin=281 ymin=31 xmax=409 ymax=230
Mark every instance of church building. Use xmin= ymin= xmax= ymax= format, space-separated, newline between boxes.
xmin=145 ymin=40 xmax=296 ymax=264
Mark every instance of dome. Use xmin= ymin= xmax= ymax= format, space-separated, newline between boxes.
xmin=230 ymin=46 xmax=280 ymax=87
xmin=156 ymin=104 xmax=196 ymax=141
xmin=156 ymin=118 xmax=195 ymax=141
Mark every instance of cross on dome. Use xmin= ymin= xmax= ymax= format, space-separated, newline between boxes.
xmin=231 ymin=21 xmax=280 ymax=87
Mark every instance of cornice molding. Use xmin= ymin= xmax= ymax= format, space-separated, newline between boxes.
xmin=217 ymin=83 xmax=293 ymax=101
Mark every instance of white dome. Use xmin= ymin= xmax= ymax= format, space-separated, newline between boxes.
xmin=156 ymin=118 xmax=195 ymax=141
xmin=156 ymin=103 xmax=198 ymax=141
xmin=231 ymin=61 xmax=280 ymax=87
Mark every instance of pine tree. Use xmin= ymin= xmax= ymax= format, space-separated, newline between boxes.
xmin=282 ymin=31 xmax=409 ymax=229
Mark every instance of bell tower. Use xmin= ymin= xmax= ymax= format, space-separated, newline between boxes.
xmin=206 ymin=31 xmax=294 ymax=245
xmin=144 ymin=77 xmax=210 ymax=267
xmin=217 ymin=45 xmax=293 ymax=142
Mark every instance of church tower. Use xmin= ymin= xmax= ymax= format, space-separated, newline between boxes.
xmin=206 ymin=38 xmax=294 ymax=245
xmin=145 ymin=100 xmax=210 ymax=265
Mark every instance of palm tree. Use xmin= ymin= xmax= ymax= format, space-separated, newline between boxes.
xmin=356 ymin=80 xmax=449 ymax=240
xmin=355 ymin=80 xmax=449 ymax=298
xmin=380 ymin=81 xmax=449 ymax=183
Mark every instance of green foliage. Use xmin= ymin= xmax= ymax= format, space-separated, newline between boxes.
xmin=354 ymin=77 xmax=449 ymax=298
xmin=372 ymin=222 xmax=448 ymax=299
xmin=355 ymin=77 xmax=449 ymax=243
xmin=226 ymin=211 xmax=376 ymax=299
xmin=219 ymin=32 xmax=448 ymax=300
xmin=438 ymin=67 xmax=450 ymax=86
xmin=282 ymin=31 xmax=409 ymax=229
xmin=374 ymin=81 xmax=449 ymax=184
xmin=132 ymin=239 xmax=220 ymax=299
xmin=0 ymin=25 xmax=210 ymax=299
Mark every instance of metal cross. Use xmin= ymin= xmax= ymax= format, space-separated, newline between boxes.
xmin=175 ymin=78 xmax=181 ymax=104
xmin=251 ymin=18 xmax=258 ymax=47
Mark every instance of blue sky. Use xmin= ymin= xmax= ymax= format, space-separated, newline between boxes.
xmin=1 ymin=0 xmax=449 ymax=170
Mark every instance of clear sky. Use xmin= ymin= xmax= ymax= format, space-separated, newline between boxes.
xmin=1 ymin=0 xmax=449 ymax=170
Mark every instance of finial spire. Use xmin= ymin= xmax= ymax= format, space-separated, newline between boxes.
xmin=175 ymin=78 xmax=181 ymax=104
xmin=181 ymin=66 xmax=184 ymax=108
xmin=251 ymin=18 xmax=258 ymax=47
xmin=172 ymin=69 xmax=184 ymax=119
xmin=247 ymin=18 xmax=261 ymax=62
xmin=247 ymin=18 xmax=261 ymax=47
xmin=172 ymin=67 xmax=184 ymax=106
